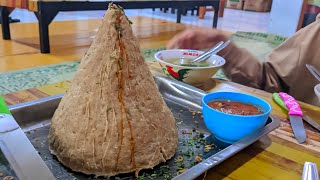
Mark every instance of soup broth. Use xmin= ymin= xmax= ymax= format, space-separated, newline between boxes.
xmin=167 ymin=58 xmax=211 ymax=67
xmin=207 ymin=100 xmax=263 ymax=116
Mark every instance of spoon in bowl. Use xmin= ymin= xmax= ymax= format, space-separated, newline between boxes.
xmin=180 ymin=40 xmax=231 ymax=66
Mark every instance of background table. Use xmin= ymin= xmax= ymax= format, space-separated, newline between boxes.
xmin=0 ymin=0 xmax=220 ymax=53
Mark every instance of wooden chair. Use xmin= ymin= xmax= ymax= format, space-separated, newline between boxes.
xmin=199 ymin=0 xmax=226 ymax=19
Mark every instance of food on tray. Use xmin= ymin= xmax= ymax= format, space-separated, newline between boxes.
xmin=48 ymin=4 xmax=178 ymax=177
xmin=207 ymin=100 xmax=263 ymax=116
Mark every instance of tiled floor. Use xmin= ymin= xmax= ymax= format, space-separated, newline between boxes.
xmin=10 ymin=8 xmax=270 ymax=33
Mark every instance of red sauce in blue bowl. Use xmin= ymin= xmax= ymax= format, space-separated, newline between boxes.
xmin=207 ymin=101 xmax=263 ymax=116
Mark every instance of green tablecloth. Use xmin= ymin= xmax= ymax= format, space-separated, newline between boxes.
xmin=230 ymin=31 xmax=286 ymax=61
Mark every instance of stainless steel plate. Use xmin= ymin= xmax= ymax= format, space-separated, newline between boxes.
xmin=7 ymin=76 xmax=280 ymax=180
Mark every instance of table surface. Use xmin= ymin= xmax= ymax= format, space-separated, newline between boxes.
xmin=1 ymin=17 xmax=320 ymax=179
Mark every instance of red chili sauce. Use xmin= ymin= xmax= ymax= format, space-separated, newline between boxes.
xmin=207 ymin=101 xmax=263 ymax=116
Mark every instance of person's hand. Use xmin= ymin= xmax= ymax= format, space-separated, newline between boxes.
xmin=166 ymin=28 xmax=230 ymax=51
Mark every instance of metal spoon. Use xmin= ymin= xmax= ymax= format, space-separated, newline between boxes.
xmin=180 ymin=41 xmax=224 ymax=65
xmin=180 ymin=40 xmax=231 ymax=65
xmin=306 ymin=64 xmax=320 ymax=82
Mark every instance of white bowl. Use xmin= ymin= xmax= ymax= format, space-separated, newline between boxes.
xmin=315 ymin=84 xmax=320 ymax=102
xmin=154 ymin=49 xmax=225 ymax=86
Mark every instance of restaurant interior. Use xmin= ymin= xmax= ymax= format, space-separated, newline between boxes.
xmin=0 ymin=0 xmax=319 ymax=179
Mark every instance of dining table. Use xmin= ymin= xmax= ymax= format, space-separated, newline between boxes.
xmin=3 ymin=59 xmax=320 ymax=180
xmin=1 ymin=15 xmax=320 ymax=179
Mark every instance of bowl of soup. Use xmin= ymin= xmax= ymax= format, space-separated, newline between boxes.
xmin=202 ymin=92 xmax=271 ymax=144
xmin=154 ymin=49 xmax=225 ymax=86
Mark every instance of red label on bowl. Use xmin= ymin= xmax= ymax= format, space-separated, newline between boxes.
xmin=183 ymin=52 xmax=200 ymax=56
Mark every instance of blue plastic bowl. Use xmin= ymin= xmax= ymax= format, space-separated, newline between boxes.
xmin=202 ymin=92 xmax=272 ymax=144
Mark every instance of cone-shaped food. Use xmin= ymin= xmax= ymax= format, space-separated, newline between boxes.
xmin=48 ymin=4 xmax=178 ymax=177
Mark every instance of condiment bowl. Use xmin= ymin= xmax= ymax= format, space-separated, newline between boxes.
xmin=154 ymin=49 xmax=225 ymax=87
xmin=202 ymin=92 xmax=272 ymax=144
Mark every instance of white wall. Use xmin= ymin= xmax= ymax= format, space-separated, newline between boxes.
xmin=268 ymin=0 xmax=304 ymax=37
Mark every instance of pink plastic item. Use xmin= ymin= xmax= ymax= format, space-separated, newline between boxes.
xmin=279 ymin=92 xmax=303 ymax=117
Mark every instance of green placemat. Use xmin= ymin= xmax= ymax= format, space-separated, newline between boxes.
xmin=0 ymin=61 xmax=79 ymax=95
xmin=0 ymin=32 xmax=287 ymax=95
xmin=230 ymin=31 xmax=287 ymax=61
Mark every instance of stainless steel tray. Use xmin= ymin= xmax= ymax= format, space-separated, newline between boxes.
xmin=7 ymin=76 xmax=280 ymax=180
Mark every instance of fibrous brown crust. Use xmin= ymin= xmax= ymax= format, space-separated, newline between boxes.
xmin=48 ymin=4 xmax=178 ymax=177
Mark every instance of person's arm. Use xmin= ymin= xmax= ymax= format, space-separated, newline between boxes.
xmin=224 ymin=17 xmax=320 ymax=98
xmin=167 ymin=20 xmax=320 ymax=103
xmin=218 ymin=43 xmax=265 ymax=90
xmin=219 ymin=40 xmax=292 ymax=93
